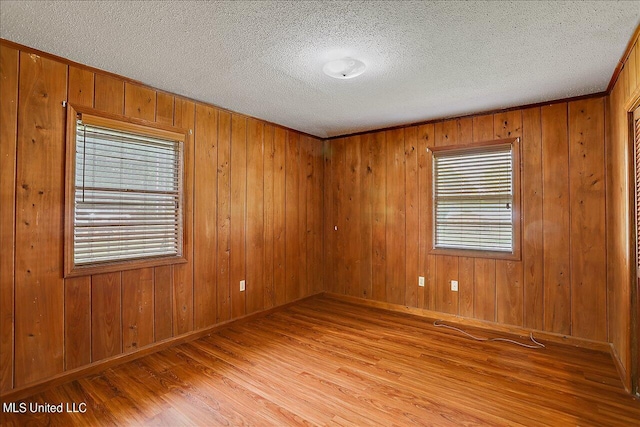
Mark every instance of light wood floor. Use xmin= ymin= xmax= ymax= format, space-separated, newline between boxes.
xmin=2 ymin=295 xmax=639 ymax=426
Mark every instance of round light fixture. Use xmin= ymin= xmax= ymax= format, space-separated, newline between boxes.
xmin=323 ymin=57 xmax=366 ymax=79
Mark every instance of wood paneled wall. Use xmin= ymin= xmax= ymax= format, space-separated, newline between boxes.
xmin=0 ymin=43 xmax=323 ymax=393
xmin=324 ymin=98 xmax=608 ymax=342
xmin=2 ymin=33 xmax=638 ymax=396
xmin=607 ymin=31 xmax=640 ymax=390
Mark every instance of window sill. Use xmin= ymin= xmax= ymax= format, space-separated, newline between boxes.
xmin=428 ymin=247 xmax=521 ymax=261
xmin=64 ymin=255 xmax=187 ymax=278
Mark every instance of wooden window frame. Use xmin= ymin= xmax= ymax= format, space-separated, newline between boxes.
xmin=632 ymin=105 xmax=640 ymax=395
xmin=428 ymin=138 xmax=522 ymax=261
xmin=64 ymin=104 xmax=188 ymax=278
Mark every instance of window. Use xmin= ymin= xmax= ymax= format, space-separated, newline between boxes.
xmin=429 ymin=138 xmax=521 ymax=260
xmin=65 ymin=105 xmax=187 ymax=277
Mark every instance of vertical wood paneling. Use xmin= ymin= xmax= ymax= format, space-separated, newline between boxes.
xmin=426 ymin=255 xmax=437 ymax=311
xmin=522 ymin=107 xmax=544 ymax=330
xmin=246 ymin=118 xmax=265 ymax=314
xmin=418 ymin=124 xmax=435 ymax=310
xmin=436 ymin=120 xmax=457 ymax=147
xmin=294 ymin=135 xmax=308 ymax=298
xmin=472 ymin=115 xmax=495 ymax=141
xmin=569 ymin=98 xmax=606 ymax=341
xmin=494 ymin=111 xmax=524 ymax=327
xmin=68 ymin=66 xmax=94 ymax=107
xmin=156 ymin=92 xmax=175 ymax=125
xmin=324 ymin=140 xmax=336 ymax=296
xmin=323 ymin=98 xmax=609 ymax=349
xmin=122 ymin=268 xmax=154 ymax=353
xmin=322 ymin=140 xmax=335 ymax=298
xmin=94 ymin=74 xmax=123 ymax=114
xmin=332 ymin=138 xmax=346 ymax=295
xmin=621 ymin=63 xmax=630 ymax=97
xmin=371 ymin=132 xmax=387 ymax=302
xmin=124 ymin=83 xmax=155 ymax=121
xmin=310 ymin=140 xmax=324 ymax=295
xmin=64 ymin=276 xmax=91 ymax=370
xmin=606 ymin=49 xmax=636 ymax=386
xmin=494 ymin=111 xmax=522 ymax=140
xmin=91 ymin=272 xmax=122 ymax=362
xmin=474 ymin=259 xmax=496 ymax=321
xmin=458 ymin=257 xmax=475 ymax=317
xmin=14 ymin=53 xmax=66 ymax=386
xmin=0 ymin=40 xmax=616 ymax=393
xmin=627 ymin=44 xmax=637 ymax=95
xmin=273 ymin=127 xmax=287 ymax=306
xmin=304 ymin=136 xmax=318 ymax=296
xmin=607 ymin=72 xmax=626 ymax=375
xmin=344 ymin=136 xmax=361 ymax=297
xmin=472 ymin=114 xmax=494 ymax=142
xmin=359 ymin=134 xmax=373 ymax=298
xmin=0 ymin=45 xmax=18 ymax=392
xmin=194 ymin=104 xmax=218 ymax=328
xmin=263 ymin=125 xmax=276 ymax=308
xmin=436 ymin=256 xmax=459 ymax=314
xmin=230 ymin=114 xmax=247 ymax=317
xmin=457 ymin=117 xmax=473 ymax=144
xmin=622 ymin=58 xmax=632 ymax=100
xmin=154 ymin=266 xmax=173 ymax=342
xmin=216 ymin=111 xmax=232 ymax=322
xmin=542 ymin=103 xmax=571 ymax=335
xmin=385 ymin=129 xmax=406 ymax=305
xmin=172 ymin=98 xmax=195 ymax=335
xmin=405 ymin=127 xmax=419 ymax=307
xmin=285 ymin=131 xmax=301 ymax=301
xmin=297 ymin=136 xmax=308 ymax=299
xmin=636 ymin=42 xmax=640 ymax=87
xmin=2 ymin=45 xmax=326 ymax=394
xmin=495 ymin=261 xmax=523 ymax=326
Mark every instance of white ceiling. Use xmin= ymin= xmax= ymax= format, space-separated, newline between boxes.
xmin=1 ymin=1 xmax=639 ymax=138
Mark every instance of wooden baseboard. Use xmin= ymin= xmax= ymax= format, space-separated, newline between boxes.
xmin=610 ymin=342 xmax=631 ymax=393
xmin=0 ymin=293 xmax=322 ymax=402
xmin=322 ymin=292 xmax=612 ymax=353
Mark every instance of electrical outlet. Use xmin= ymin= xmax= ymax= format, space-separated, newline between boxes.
xmin=240 ymin=280 xmax=246 ymax=292
xmin=451 ymin=280 xmax=458 ymax=292
xmin=418 ymin=276 xmax=425 ymax=287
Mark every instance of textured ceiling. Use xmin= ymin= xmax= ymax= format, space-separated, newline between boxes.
xmin=1 ymin=1 xmax=639 ymax=138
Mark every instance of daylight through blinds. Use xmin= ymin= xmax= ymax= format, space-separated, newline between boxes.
xmin=74 ymin=121 xmax=183 ymax=265
xmin=433 ymin=144 xmax=513 ymax=252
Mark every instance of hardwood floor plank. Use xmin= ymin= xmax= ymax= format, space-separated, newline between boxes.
xmin=4 ymin=296 xmax=639 ymax=426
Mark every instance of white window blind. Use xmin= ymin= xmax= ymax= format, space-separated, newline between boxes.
xmin=433 ymin=144 xmax=513 ymax=252
xmin=74 ymin=120 xmax=183 ymax=266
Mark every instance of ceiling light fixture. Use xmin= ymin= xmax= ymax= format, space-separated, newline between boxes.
xmin=323 ymin=57 xmax=366 ymax=79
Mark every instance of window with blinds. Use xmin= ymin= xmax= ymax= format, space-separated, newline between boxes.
xmin=431 ymin=139 xmax=520 ymax=257
xmin=65 ymin=106 xmax=186 ymax=276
